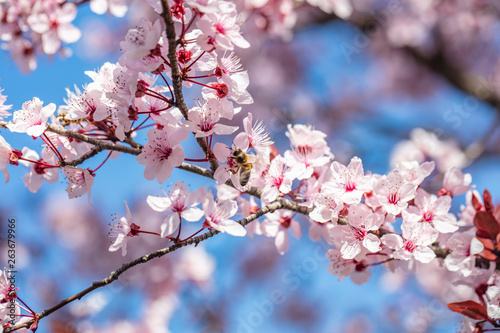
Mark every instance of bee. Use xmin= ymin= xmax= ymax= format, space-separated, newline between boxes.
xmin=56 ymin=112 xmax=86 ymax=126
xmin=230 ymin=148 xmax=253 ymax=187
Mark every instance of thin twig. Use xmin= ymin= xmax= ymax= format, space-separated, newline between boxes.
xmin=2 ymin=201 xmax=284 ymax=333
xmin=160 ymin=0 xmax=219 ymax=172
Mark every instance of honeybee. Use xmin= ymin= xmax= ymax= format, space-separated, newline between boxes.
xmin=230 ymin=148 xmax=253 ymax=187
xmin=56 ymin=112 xmax=85 ymax=126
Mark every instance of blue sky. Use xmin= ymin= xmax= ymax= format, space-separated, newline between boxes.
xmin=1 ymin=7 xmax=499 ymax=333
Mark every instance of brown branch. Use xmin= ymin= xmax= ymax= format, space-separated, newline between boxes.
xmin=3 ymin=200 xmax=284 ymax=333
xmin=160 ymin=0 xmax=219 ymax=172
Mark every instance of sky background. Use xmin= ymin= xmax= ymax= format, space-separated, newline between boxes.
xmin=1 ymin=3 xmax=500 ymax=333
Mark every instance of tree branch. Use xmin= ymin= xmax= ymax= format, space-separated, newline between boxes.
xmin=160 ymin=0 xmax=219 ymax=172
xmin=3 ymin=200 xmax=284 ymax=333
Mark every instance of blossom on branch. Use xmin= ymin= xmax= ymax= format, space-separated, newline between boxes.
xmin=137 ymin=126 xmax=189 ymax=184
xmin=202 ymin=191 xmax=246 ymax=236
xmin=8 ymin=97 xmax=56 ymax=137
xmin=147 ymin=181 xmax=206 ymax=237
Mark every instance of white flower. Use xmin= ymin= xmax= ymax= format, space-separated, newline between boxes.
xmin=8 ymin=97 xmax=56 ymax=137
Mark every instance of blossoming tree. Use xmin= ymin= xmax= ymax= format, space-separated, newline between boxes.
xmin=1 ymin=0 xmax=500 ymax=332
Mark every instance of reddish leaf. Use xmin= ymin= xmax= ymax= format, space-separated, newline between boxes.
xmin=447 ymin=300 xmax=489 ymax=320
xmin=483 ymin=189 xmax=494 ymax=215
xmin=474 ymin=211 xmax=499 ymax=240
xmin=477 ymin=237 xmax=497 ymax=260
xmin=472 ymin=192 xmax=484 ymax=211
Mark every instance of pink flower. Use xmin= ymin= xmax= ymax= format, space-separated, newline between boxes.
xmin=309 ymin=189 xmax=343 ymax=223
xmin=239 ymin=196 xmax=262 ymax=238
xmin=8 ymin=97 xmax=56 ymax=137
xmin=326 ymin=248 xmax=376 ymax=285
xmin=438 ymin=167 xmax=473 ymax=197
xmin=0 ymin=88 xmax=12 ymax=119
xmin=235 ymin=112 xmax=273 ymax=159
xmin=202 ymin=191 xmax=246 ymax=236
xmin=62 ymin=167 xmax=95 ymax=206
xmin=183 ymin=99 xmax=238 ymax=138
xmin=330 ymin=203 xmax=384 ymax=259
xmin=205 ymin=52 xmax=253 ymax=105
xmin=90 ymin=0 xmax=128 ymax=17
xmin=407 ymin=188 xmax=458 ymax=233
xmin=381 ymin=212 xmax=439 ymax=263
xmin=373 ymin=169 xmax=417 ymax=215
xmin=444 ymin=229 xmax=483 ymax=277
xmin=147 ymin=181 xmax=206 ymax=237
xmin=261 ymin=210 xmax=301 ymax=255
xmin=137 ymin=126 xmax=189 ymax=184
xmin=0 ymin=269 xmax=20 ymax=325
xmin=27 ymin=1 xmax=81 ymax=55
xmin=108 ymin=201 xmax=140 ymax=256
xmin=19 ymin=147 xmax=59 ymax=193
xmin=0 ymin=134 xmax=20 ymax=183
xmin=119 ymin=18 xmax=163 ymax=61
xmin=197 ymin=12 xmax=250 ymax=51
xmin=396 ymin=160 xmax=435 ymax=186
xmin=284 ymin=124 xmax=332 ymax=179
xmin=326 ymin=157 xmax=372 ymax=205
xmin=61 ymin=85 xmax=110 ymax=122
xmin=8 ymin=38 xmax=37 ymax=73
xmin=261 ymin=155 xmax=304 ymax=203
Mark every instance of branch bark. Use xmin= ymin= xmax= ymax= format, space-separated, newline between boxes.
xmin=2 ymin=200 xmax=285 ymax=333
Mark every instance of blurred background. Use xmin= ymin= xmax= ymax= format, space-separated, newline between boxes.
xmin=2 ymin=0 xmax=500 ymax=332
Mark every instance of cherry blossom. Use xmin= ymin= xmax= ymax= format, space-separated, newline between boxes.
xmin=119 ymin=18 xmax=163 ymax=62
xmin=326 ymin=157 xmax=372 ymax=205
xmin=19 ymin=147 xmax=59 ymax=193
xmin=147 ymin=181 xmax=206 ymax=237
xmin=136 ymin=126 xmax=189 ymax=184
xmin=62 ymin=167 xmax=95 ymax=205
xmin=183 ymin=99 xmax=238 ymax=138
xmin=60 ymin=86 xmax=109 ymax=122
xmin=235 ymin=112 xmax=273 ymax=159
xmin=407 ymin=188 xmax=459 ymax=233
xmin=202 ymin=191 xmax=246 ymax=236
xmin=444 ymin=229 xmax=484 ymax=277
xmin=8 ymin=97 xmax=56 ymax=137
xmin=27 ymin=1 xmax=81 ymax=55
xmin=197 ymin=11 xmax=250 ymax=51
xmin=373 ymin=169 xmax=417 ymax=216
xmin=90 ymin=0 xmax=128 ymax=17
xmin=381 ymin=212 xmax=439 ymax=263
xmin=0 ymin=88 xmax=12 ymax=119
xmin=108 ymin=201 xmax=140 ymax=256
xmin=284 ymin=124 xmax=332 ymax=179
xmin=261 ymin=210 xmax=301 ymax=255
xmin=203 ymin=52 xmax=253 ymax=104
xmin=396 ymin=160 xmax=435 ymax=186
xmin=0 ymin=269 xmax=20 ymax=326
xmin=239 ymin=196 xmax=262 ymax=238
xmin=330 ymin=203 xmax=384 ymax=259
xmin=309 ymin=189 xmax=343 ymax=223
xmin=0 ymin=134 xmax=19 ymax=183
xmin=261 ymin=155 xmax=303 ymax=203
xmin=438 ymin=167 xmax=473 ymax=197
xmin=326 ymin=248 xmax=377 ymax=285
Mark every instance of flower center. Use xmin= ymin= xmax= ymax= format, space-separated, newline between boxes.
xmin=353 ymin=227 xmax=366 ymax=241
xmin=423 ymin=211 xmax=434 ymax=222
xmin=345 ymin=180 xmax=356 ymax=192
xmin=280 ymin=216 xmax=291 ymax=228
xmin=388 ymin=193 xmax=399 ymax=205
xmin=403 ymin=240 xmax=416 ymax=252
xmin=297 ymin=145 xmax=312 ymax=156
